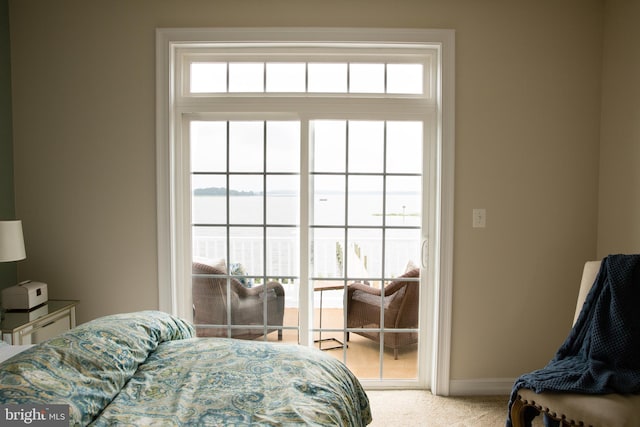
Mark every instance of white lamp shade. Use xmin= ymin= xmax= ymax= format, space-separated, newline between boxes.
xmin=0 ymin=220 xmax=26 ymax=262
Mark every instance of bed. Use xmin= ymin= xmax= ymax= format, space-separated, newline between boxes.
xmin=0 ymin=311 xmax=372 ymax=426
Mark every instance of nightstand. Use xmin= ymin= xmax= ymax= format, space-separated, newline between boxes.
xmin=1 ymin=300 xmax=79 ymax=345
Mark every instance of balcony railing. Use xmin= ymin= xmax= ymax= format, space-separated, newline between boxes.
xmin=193 ymin=235 xmax=418 ymax=308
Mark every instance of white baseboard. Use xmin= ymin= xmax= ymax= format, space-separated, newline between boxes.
xmin=448 ymin=378 xmax=515 ymax=396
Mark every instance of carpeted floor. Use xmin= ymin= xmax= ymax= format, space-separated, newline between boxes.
xmin=366 ymin=390 xmax=510 ymax=426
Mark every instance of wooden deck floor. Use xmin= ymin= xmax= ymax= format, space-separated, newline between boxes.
xmin=266 ymin=308 xmax=418 ymax=380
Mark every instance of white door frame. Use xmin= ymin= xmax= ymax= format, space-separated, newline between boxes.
xmin=155 ymin=27 xmax=455 ymax=395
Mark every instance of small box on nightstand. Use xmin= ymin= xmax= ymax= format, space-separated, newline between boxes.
xmin=1 ymin=281 xmax=48 ymax=310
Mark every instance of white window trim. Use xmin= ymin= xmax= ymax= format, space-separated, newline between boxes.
xmin=156 ymin=27 xmax=455 ymax=395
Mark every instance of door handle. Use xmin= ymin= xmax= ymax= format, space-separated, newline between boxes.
xmin=421 ymin=238 xmax=428 ymax=269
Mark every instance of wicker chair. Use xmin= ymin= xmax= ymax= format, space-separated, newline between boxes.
xmin=346 ymin=268 xmax=420 ymax=359
xmin=192 ymin=262 xmax=285 ymax=340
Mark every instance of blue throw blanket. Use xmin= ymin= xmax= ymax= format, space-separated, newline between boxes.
xmin=506 ymin=254 xmax=640 ymax=427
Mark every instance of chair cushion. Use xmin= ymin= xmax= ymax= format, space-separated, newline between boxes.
xmin=352 ymin=285 xmax=405 ymax=308
xmin=516 ymin=388 xmax=640 ymax=427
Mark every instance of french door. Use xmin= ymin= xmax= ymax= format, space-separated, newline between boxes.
xmin=188 ymin=115 xmax=428 ymax=385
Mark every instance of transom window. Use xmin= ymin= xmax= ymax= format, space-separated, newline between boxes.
xmin=190 ymin=61 xmax=425 ymax=94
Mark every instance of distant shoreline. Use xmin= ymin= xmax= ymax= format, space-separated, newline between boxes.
xmin=193 ymin=187 xmax=257 ymax=196
xmin=193 ymin=187 xmax=419 ymax=197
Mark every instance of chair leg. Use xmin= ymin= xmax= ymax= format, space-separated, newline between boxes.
xmin=394 ymin=349 xmax=398 ymax=360
xmin=278 ymin=329 xmax=282 ymax=341
xmin=346 ymin=332 xmax=350 ymax=342
xmin=509 ymin=396 xmax=527 ymax=427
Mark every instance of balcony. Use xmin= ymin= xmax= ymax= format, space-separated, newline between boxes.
xmin=193 ymin=234 xmax=420 ymax=380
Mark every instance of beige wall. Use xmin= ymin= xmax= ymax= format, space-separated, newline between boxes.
xmin=9 ymin=0 xmax=605 ymax=383
xmin=597 ymin=0 xmax=640 ymax=257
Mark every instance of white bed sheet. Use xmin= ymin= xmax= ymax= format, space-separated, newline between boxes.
xmin=0 ymin=343 xmax=33 ymax=363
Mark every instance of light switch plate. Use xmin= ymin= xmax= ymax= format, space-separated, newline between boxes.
xmin=473 ymin=208 xmax=486 ymax=228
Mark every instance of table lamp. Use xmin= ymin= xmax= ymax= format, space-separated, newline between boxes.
xmin=0 ymin=220 xmax=27 ymax=319
xmin=0 ymin=220 xmax=26 ymax=263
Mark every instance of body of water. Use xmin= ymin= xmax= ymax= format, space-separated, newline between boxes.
xmin=192 ymin=193 xmax=421 ymax=308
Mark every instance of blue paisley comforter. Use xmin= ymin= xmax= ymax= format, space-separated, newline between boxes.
xmin=0 ymin=311 xmax=372 ymax=426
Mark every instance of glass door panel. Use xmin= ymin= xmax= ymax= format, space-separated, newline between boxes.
xmin=348 ymin=176 xmax=384 ymax=227
xmin=229 ymin=175 xmax=263 ymax=224
xmin=310 ymin=119 xmax=423 ymax=382
xmin=229 ymin=121 xmax=264 ymax=171
xmin=311 ymin=120 xmax=346 ymax=173
xmin=190 ymin=117 xmax=424 ymax=383
xmin=311 ymin=228 xmax=345 ymax=278
xmin=312 ymin=175 xmax=346 ymax=226
xmin=347 ymin=228 xmax=382 ymax=280
xmin=348 ymin=121 xmax=384 ymax=173
xmin=190 ymin=120 xmax=299 ymax=342
xmin=191 ymin=175 xmax=227 ymax=225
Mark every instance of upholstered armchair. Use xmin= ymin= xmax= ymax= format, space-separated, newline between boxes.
xmin=192 ymin=262 xmax=285 ymax=340
xmin=509 ymin=259 xmax=640 ymax=427
xmin=346 ymin=268 xmax=419 ymax=359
